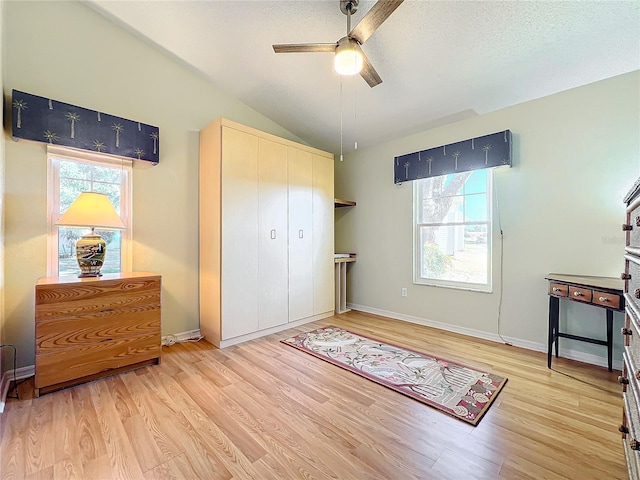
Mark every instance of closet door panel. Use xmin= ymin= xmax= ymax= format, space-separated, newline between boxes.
xmin=258 ymin=138 xmax=289 ymax=330
xmin=288 ymin=147 xmax=314 ymax=321
xmin=221 ymin=127 xmax=260 ymax=339
xmin=312 ymin=154 xmax=335 ymax=315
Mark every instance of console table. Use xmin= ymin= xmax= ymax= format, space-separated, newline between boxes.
xmin=546 ymin=273 xmax=624 ymax=371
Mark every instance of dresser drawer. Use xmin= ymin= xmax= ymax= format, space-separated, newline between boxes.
xmin=35 ymin=332 xmax=160 ymax=388
xmin=627 ymin=199 xmax=640 ymax=250
xmin=626 ymin=256 xmax=640 ymax=313
xmin=35 ymin=277 xmax=161 ymax=320
xmin=568 ymin=286 xmax=592 ymax=303
xmin=548 ymin=283 xmax=568 ymax=297
xmin=623 ymin=366 xmax=640 ymax=472
xmin=625 ymin=307 xmax=640 ymax=371
xmin=36 ymin=304 xmax=160 ymax=354
xmin=623 ymin=432 xmax=640 ymax=480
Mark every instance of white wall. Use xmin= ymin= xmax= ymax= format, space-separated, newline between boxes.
xmin=335 ymin=71 xmax=640 ymax=366
xmin=2 ymin=1 xmax=306 ymax=368
xmin=0 ymin=0 xmax=5 ymax=378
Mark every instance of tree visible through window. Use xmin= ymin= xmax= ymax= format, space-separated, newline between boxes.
xmin=48 ymin=148 xmax=132 ymax=277
xmin=414 ymin=169 xmax=492 ymax=291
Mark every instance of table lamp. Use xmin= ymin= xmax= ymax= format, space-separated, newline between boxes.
xmin=55 ymin=192 xmax=125 ymax=277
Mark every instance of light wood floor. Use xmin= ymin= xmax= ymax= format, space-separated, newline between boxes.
xmin=0 ymin=311 xmax=627 ymax=479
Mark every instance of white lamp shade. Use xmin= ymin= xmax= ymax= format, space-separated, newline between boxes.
xmin=334 ymin=38 xmax=363 ymax=76
xmin=56 ymin=192 xmax=125 ymax=229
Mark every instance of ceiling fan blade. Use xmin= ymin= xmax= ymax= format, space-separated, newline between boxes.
xmin=349 ymin=0 xmax=404 ymax=45
xmin=359 ymin=49 xmax=382 ymax=88
xmin=273 ymin=43 xmax=336 ymax=53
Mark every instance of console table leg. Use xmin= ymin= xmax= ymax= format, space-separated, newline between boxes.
xmin=607 ymin=309 xmax=613 ymax=372
xmin=548 ymin=296 xmax=559 ymax=368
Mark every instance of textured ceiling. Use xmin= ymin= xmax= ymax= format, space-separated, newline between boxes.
xmin=87 ymin=0 xmax=640 ymax=155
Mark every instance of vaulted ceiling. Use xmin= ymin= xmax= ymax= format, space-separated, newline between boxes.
xmin=87 ymin=0 xmax=640 ymax=154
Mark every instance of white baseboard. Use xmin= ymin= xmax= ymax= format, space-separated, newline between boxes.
xmin=347 ymin=303 xmax=623 ymax=371
xmin=0 ymin=365 xmax=35 ymax=413
xmin=219 ymin=311 xmax=333 ymax=348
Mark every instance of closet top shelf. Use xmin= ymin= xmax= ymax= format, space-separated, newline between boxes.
xmin=334 ymin=199 xmax=356 ymax=208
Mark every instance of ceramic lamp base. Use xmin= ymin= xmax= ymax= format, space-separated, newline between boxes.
xmin=75 ymin=232 xmax=107 ymax=277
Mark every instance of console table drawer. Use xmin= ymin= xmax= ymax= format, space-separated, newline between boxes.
xmin=593 ymin=291 xmax=621 ymax=309
xmin=569 ymin=286 xmax=592 ymax=303
xmin=549 ymin=283 xmax=568 ymax=297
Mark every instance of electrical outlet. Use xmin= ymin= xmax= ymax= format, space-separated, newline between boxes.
xmin=401 ymin=288 xmax=407 ymax=297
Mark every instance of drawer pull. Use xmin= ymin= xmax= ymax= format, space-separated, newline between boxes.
xmin=552 ymin=287 xmax=562 ymax=292
xmin=598 ymin=296 xmax=608 ymax=302
xmin=622 ymin=327 xmax=633 ymax=336
xmin=636 ymin=216 xmax=640 ymax=227
xmin=573 ymin=291 xmax=583 ymax=297
xmin=622 ymin=273 xmax=632 ymax=280
xmin=623 ymin=224 xmax=633 ymax=231
xmin=635 ymin=288 xmax=640 ymax=299
xmin=620 ymin=424 xmax=630 ymax=434
xmin=619 ymin=375 xmax=630 ymax=385
xmin=631 ymin=439 xmax=640 ymax=451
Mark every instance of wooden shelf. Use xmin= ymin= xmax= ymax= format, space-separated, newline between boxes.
xmin=334 ymin=256 xmax=357 ymax=263
xmin=335 ymin=198 xmax=356 ymax=208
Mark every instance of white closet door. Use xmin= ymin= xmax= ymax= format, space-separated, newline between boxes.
xmin=288 ymin=147 xmax=314 ymax=321
xmin=258 ymin=138 xmax=289 ymax=330
xmin=312 ymin=154 xmax=335 ymax=315
xmin=221 ymin=127 xmax=260 ymax=339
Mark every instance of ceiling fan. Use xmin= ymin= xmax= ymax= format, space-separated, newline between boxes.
xmin=273 ymin=0 xmax=404 ymax=88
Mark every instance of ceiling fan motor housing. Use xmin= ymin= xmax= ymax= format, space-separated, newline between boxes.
xmin=340 ymin=0 xmax=359 ymax=16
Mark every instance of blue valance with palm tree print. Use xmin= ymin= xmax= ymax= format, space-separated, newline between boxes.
xmin=11 ymin=90 xmax=159 ymax=164
xmin=394 ymin=130 xmax=511 ymax=184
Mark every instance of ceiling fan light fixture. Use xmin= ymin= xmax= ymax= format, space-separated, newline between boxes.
xmin=334 ymin=38 xmax=363 ymax=76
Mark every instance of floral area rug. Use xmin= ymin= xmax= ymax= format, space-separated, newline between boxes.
xmin=282 ymin=326 xmax=507 ymax=425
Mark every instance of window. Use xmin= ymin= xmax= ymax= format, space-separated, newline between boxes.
xmin=414 ymin=169 xmax=492 ymax=292
xmin=47 ymin=146 xmax=132 ymax=277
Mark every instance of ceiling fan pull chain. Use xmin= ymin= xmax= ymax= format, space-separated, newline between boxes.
xmin=354 ymin=75 xmax=358 ymax=150
xmin=340 ymin=76 xmax=344 ymax=161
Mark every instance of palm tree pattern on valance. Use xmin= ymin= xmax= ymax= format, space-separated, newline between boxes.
xmin=394 ymin=130 xmax=512 ymax=183
xmin=11 ymin=90 xmax=159 ymax=164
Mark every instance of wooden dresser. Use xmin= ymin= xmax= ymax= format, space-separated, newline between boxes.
xmin=34 ymin=272 xmax=162 ymax=396
xmin=621 ymin=178 xmax=640 ymax=479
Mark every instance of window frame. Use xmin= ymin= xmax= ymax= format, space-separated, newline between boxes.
xmin=413 ymin=169 xmax=493 ymax=293
xmin=47 ymin=145 xmax=133 ymax=277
